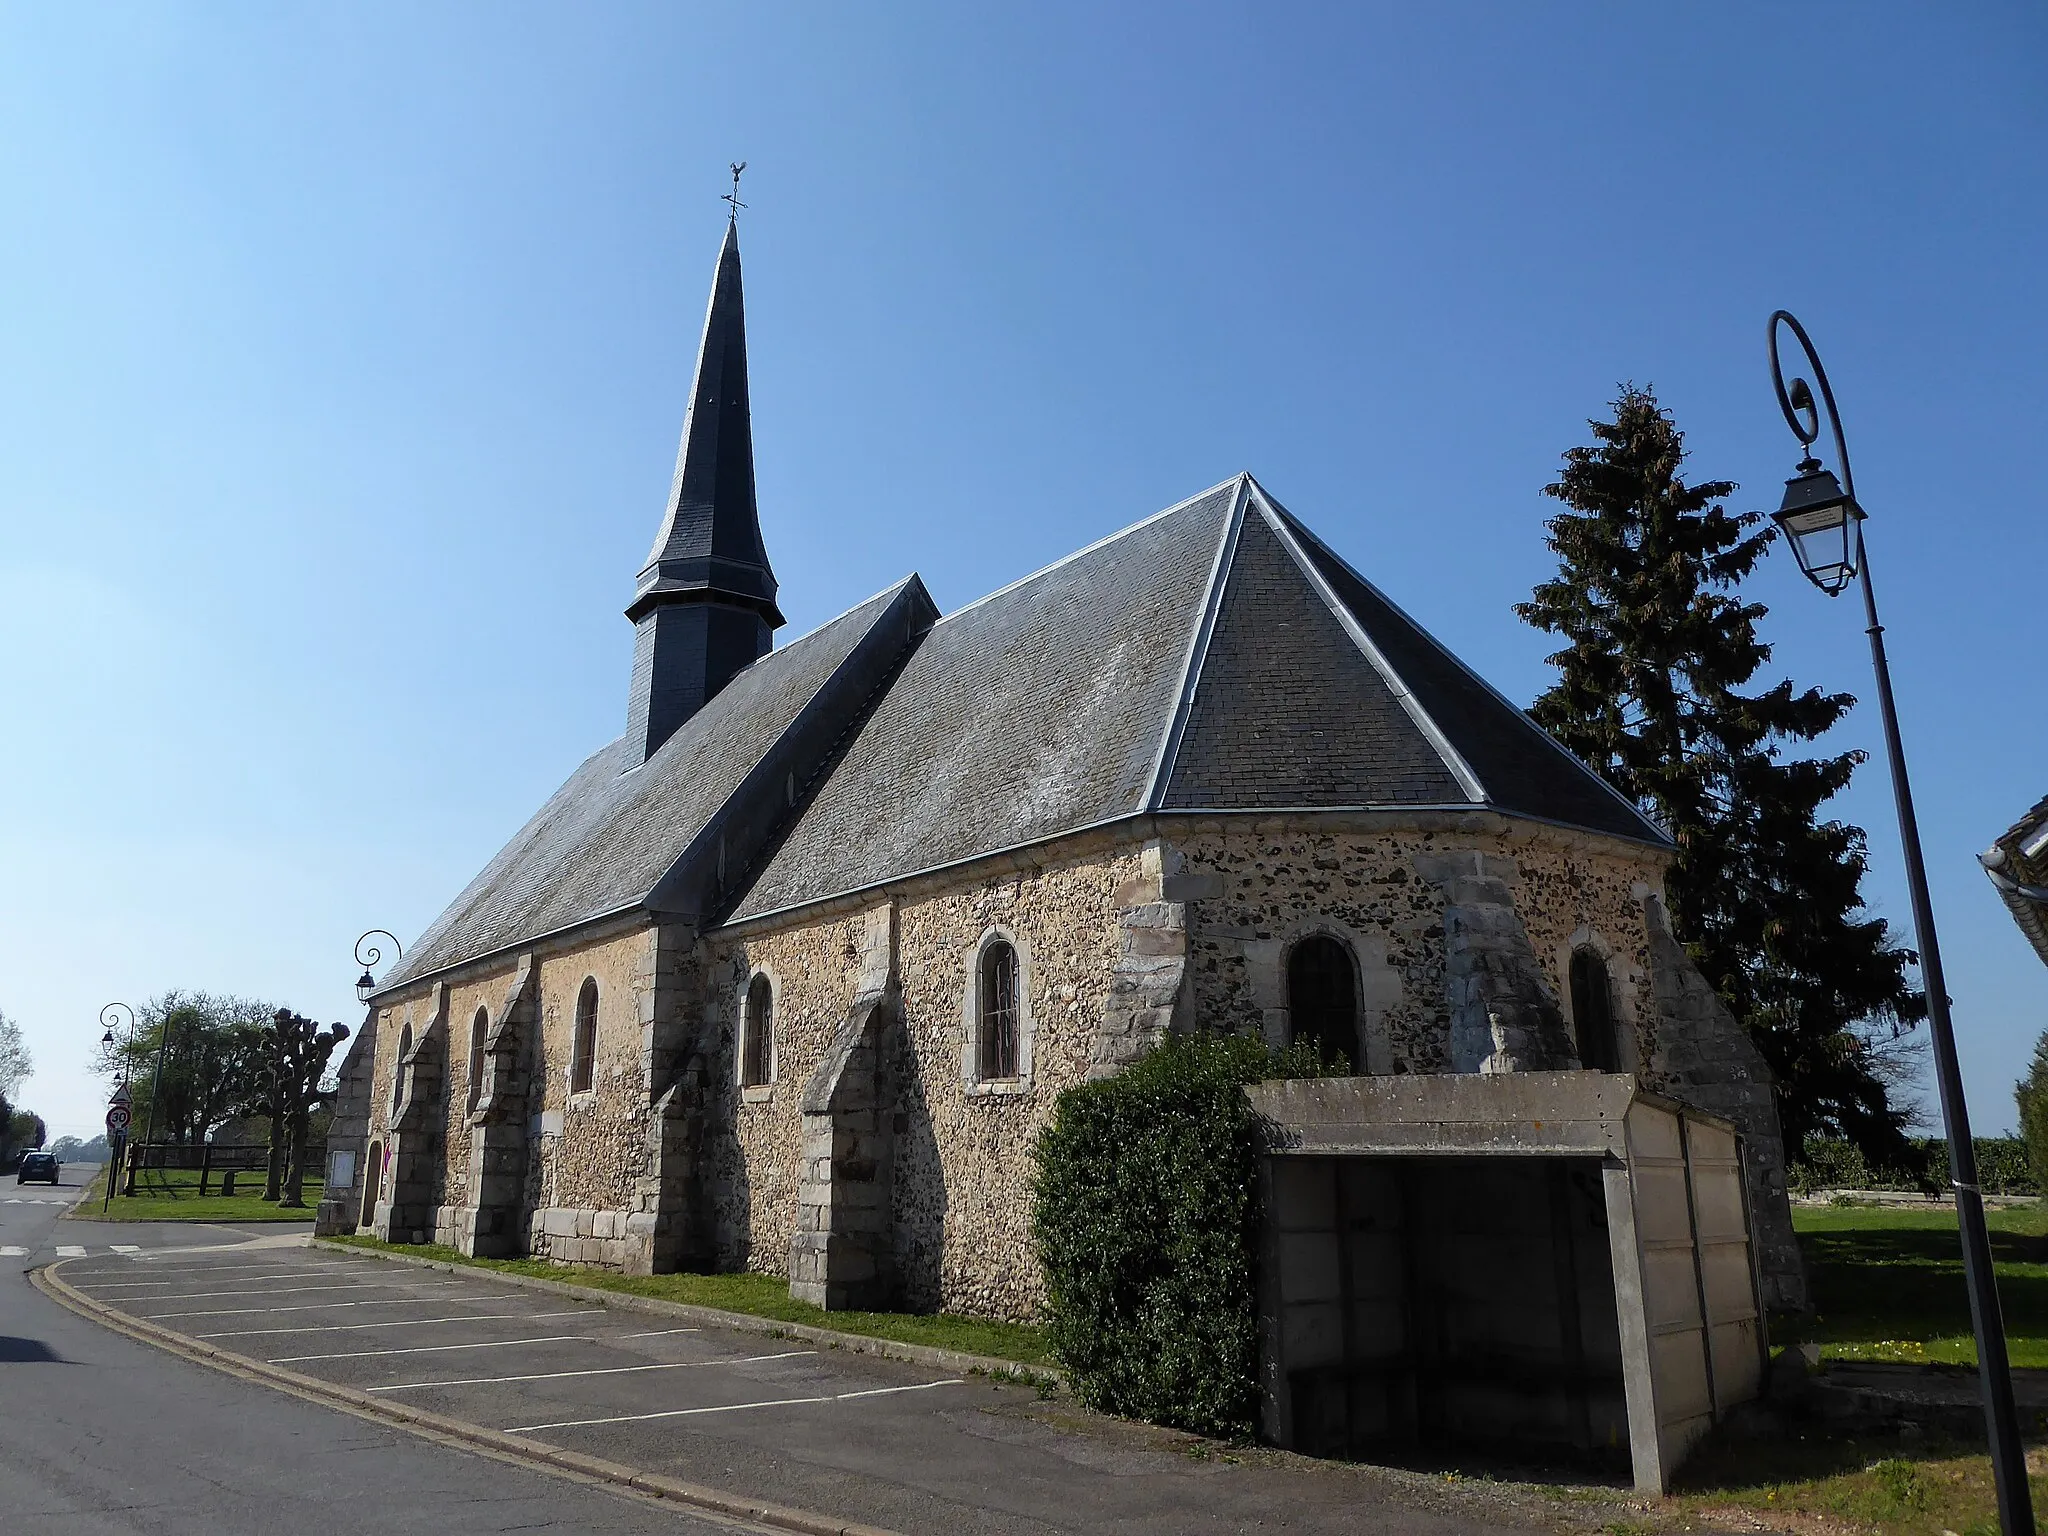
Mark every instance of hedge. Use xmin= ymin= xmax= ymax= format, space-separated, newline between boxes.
xmin=1789 ymin=1135 xmax=2037 ymax=1197
xmin=1030 ymin=1034 xmax=1331 ymax=1439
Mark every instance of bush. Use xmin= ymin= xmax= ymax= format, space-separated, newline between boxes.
xmin=1031 ymin=1034 xmax=1330 ymax=1439
xmin=1791 ymin=1134 xmax=2035 ymax=1196
xmin=1922 ymin=1135 xmax=2036 ymax=1197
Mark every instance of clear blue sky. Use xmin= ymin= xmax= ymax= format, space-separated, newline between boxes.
xmin=2 ymin=4 xmax=2042 ymax=1142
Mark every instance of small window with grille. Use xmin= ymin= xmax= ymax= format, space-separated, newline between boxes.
xmin=570 ymin=979 xmax=598 ymax=1094
xmin=741 ymin=974 xmax=774 ymax=1089
xmin=977 ymin=940 xmax=1020 ymax=1081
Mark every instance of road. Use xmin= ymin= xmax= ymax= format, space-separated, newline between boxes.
xmin=0 ymin=1163 xmax=755 ymax=1534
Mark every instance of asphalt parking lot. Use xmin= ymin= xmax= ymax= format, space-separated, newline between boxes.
xmin=55 ymin=1243 xmax=1548 ymax=1536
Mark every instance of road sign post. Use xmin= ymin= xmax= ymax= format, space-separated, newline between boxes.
xmin=104 ymin=1102 xmax=132 ymax=1211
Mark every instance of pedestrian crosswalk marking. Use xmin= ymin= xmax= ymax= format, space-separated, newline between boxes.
xmin=55 ymin=1245 xmax=86 ymax=1257
xmin=110 ymin=1244 xmax=141 ymax=1253
xmin=0 ymin=1246 xmax=25 ymax=1257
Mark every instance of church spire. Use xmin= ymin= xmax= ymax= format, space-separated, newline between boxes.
xmin=625 ymin=207 xmax=785 ymax=763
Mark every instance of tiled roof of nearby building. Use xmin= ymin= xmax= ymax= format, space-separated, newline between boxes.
xmin=381 ymin=474 xmax=1669 ymax=991
xmin=1984 ymin=795 xmax=2048 ymax=969
xmin=378 ymin=580 xmax=926 ymax=991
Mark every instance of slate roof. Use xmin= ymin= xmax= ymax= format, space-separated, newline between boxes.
xmin=382 ymin=473 xmax=1668 ymax=991
xmin=726 ymin=475 xmax=1665 ymax=924
xmin=727 ymin=483 xmax=1239 ymax=921
xmin=378 ymin=580 xmax=923 ymax=991
xmin=630 ymin=219 xmax=781 ymax=626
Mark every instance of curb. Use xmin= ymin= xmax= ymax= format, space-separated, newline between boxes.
xmin=312 ymin=1237 xmax=1061 ymax=1388
xmin=37 ymin=1258 xmax=901 ymax=1536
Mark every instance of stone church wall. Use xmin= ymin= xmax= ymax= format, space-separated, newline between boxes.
xmin=521 ymin=926 xmax=660 ymax=1266
xmin=707 ymin=843 xmax=1144 ymax=1319
xmin=1173 ymin=816 xmax=1663 ymax=1077
xmin=350 ymin=811 xmax=1798 ymax=1312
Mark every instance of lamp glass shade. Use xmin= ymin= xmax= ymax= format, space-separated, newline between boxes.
xmin=1773 ymin=464 xmax=1861 ymax=596
xmin=356 ymin=969 xmax=376 ymax=1003
xmin=101 ymin=1028 xmax=114 ymax=1046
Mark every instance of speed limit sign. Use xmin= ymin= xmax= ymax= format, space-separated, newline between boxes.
xmin=105 ymin=1103 xmax=131 ymax=1136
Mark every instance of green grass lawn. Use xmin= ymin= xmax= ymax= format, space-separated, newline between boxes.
xmin=67 ymin=1162 xmax=322 ymax=1224
xmin=325 ymin=1234 xmax=1051 ymax=1367
xmin=1779 ymin=1199 xmax=2048 ymax=1368
xmin=1636 ymin=1200 xmax=2048 ymax=1536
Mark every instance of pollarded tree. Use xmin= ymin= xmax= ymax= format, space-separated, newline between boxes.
xmin=1517 ymin=385 xmax=1924 ymax=1163
xmin=255 ymin=1011 xmax=350 ymax=1207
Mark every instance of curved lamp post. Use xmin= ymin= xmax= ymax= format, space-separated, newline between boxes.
xmin=1766 ymin=310 xmax=2030 ymax=1536
xmin=99 ymin=1002 xmax=136 ymax=1078
xmin=355 ymin=931 xmax=402 ymax=1005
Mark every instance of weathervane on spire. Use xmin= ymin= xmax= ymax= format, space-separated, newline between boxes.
xmin=723 ymin=162 xmax=747 ymax=224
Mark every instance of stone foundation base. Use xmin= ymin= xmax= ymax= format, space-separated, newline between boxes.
xmin=526 ymin=1205 xmax=634 ymax=1270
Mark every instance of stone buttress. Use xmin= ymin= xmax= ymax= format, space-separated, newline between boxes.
xmin=790 ymin=903 xmax=901 ymax=1310
xmin=623 ymin=924 xmax=707 ymax=1275
xmin=372 ymin=985 xmax=446 ymax=1244
xmin=457 ymin=957 xmax=537 ymax=1258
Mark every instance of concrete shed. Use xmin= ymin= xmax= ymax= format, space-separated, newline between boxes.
xmin=1248 ymin=1072 xmax=1765 ymax=1492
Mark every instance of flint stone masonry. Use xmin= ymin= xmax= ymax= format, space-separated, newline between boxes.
xmin=1415 ymin=849 xmax=1580 ymax=1073
xmin=343 ymin=811 xmax=1801 ymax=1319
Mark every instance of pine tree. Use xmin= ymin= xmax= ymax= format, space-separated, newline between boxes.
xmin=1518 ymin=385 xmax=1924 ymax=1162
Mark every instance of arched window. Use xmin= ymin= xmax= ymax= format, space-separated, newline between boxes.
xmin=741 ymin=974 xmax=773 ymax=1089
xmin=466 ymin=1008 xmax=489 ymax=1111
xmin=571 ymin=979 xmax=599 ymax=1094
xmin=361 ymin=1140 xmax=382 ymax=1227
xmin=1570 ymin=949 xmax=1620 ymax=1072
xmin=390 ymin=1023 xmax=413 ymax=1114
xmin=1287 ymin=935 xmax=1357 ymax=1068
xmin=977 ymin=940 xmax=1020 ymax=1081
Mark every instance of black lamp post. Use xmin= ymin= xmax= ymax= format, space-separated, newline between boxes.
xmin=99 ymin=1001 xmax=136 ymax=1072
xmin=1766 ymin=310 xmax=2031 ymax=1536
xmin=355 ymin=930 xmax=401 ymax=1004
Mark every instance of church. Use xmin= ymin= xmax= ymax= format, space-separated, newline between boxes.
xmin=318 ymin=212 xmax=1802 ymax=1343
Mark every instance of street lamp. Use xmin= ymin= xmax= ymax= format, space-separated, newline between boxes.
xmin=100 ymin=1001 xmax=135 ymax=1066
xmin=355 ymin=930 xmax=402 ymax=1004
xmin=1766 ymin=309 xmax=2031 ymax=1536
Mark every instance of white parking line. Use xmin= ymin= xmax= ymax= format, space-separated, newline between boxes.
xmin=196 ymin=1308 xmax=599 ymax=1339
xmin=270 ymin=1334 xmax=593 ymax=1364
xmin=76 ymin=1268 xmax=349 ymax=1285
xmin=55 ymin=1246 xmax=85 ymax=1258
xmin=88 ymin=1282 xmax=451 ymax=1302
xmin=506 ymin=1378 xmax=966 ymax=1434
xmin=617 ymin=1327 xmax=703 ymax=1339
xmin=369 ymin=1349 xmax=815 ymax=1393
xmin=151 ymin=1297 xmax=428 ymax=1320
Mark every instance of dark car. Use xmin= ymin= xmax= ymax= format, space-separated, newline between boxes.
xmin=16 ymin=1151 xmax=58 ymax=1185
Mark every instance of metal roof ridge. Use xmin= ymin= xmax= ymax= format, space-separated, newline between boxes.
xmin=931 ymin=475 xmax=1244 ymax=628
xmin=1259 ymin=484 xmax=1669 ymax=846
xmin=1248 ymin=482 xmax=1487 ymax=805
xmin=1144 ymin=474 xmax=1252 ymax=810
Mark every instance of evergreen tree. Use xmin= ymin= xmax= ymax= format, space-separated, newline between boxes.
xmin=2014 ymin=1027 xmax=2048 ymax=1196
xmin=1518 ymin=385 xmax=1923 ymax=1162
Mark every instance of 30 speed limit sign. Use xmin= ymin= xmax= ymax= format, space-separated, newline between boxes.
xmin=105 ymin=1103 xmax=131 ymax=1136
